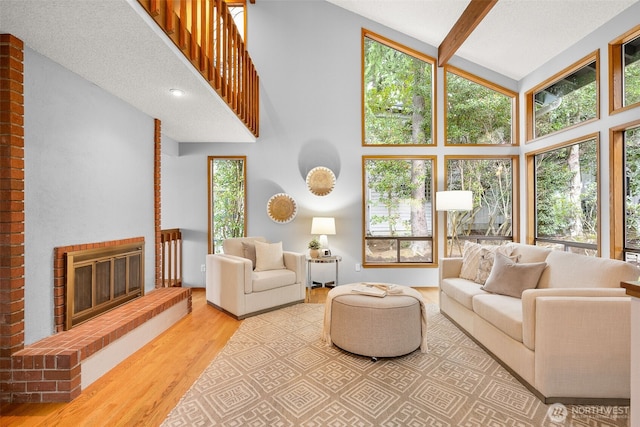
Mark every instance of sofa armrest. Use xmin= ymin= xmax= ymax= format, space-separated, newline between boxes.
xmin=521 ymin=288 xmax=627 ymax=350
xmin=439 ymin=257 xmax=463 ymax=283
xmin=534 ymin=296 xmax=630 ymax=398
xmin=206 ymin=254 xmax=252 ymax=315
xmin=283 ymin=251 xmax=306 ymax=284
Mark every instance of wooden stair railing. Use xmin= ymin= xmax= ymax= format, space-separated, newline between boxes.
xmin=161 ymin=228 xmax=182 ymax=287
xmin=138 ymin=0 xmax=259 ymax=137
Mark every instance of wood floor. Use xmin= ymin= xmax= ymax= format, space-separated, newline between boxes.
xmin=1 ymin=287 xmax=439 ymax=426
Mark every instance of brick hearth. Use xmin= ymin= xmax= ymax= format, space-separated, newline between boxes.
xmin=8 ymin=287 xmax=191 ymax=403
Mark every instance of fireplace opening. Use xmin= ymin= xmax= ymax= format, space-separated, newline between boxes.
xmin=65 ymin=242 xmax=144 ymax=329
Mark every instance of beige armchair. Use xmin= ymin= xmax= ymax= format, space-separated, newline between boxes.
xmin=206 ymin=237 xmax=306 ymax=319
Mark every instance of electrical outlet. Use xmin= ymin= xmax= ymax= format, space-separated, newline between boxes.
xmin=201 ymin=264 xmax=206 ymax=272
xmin=355 ymin=263 xmax=361 ymax=272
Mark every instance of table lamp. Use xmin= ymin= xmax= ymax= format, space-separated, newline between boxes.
xmin=311 ymin=217 xmax=336 ymax=250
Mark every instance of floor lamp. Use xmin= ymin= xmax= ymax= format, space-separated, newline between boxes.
xmin=436 ymin=191 xmax=473 ymax=256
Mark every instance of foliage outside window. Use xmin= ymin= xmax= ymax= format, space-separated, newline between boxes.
xmin=363 ymin=156 xmax=435 ymax=265
xmin=624 ymin=126 xmax=640 ymax=253
xmin=527 ymin=52 xmax=599 ymax=140
xmin=445 ymin=67 xmax=516 ymax=145
xmin=362 ymin=29 xmax=434 ymax=146
xmin=530 ymin=135 xmax=599 ymax=255
xmin=610 ymin=26 xmax=640 ymax=113
xmin=445 ymin=157 xmax=517 ymax=256
xmin=208 ymin=156 xmax=246 ymax=254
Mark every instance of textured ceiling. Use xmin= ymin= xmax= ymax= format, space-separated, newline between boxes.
xmin=1 ymin=0 xmax=638 ymax=143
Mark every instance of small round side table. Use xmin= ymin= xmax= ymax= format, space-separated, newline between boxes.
xmin=307 ymin=255 xmax=342 ymax=288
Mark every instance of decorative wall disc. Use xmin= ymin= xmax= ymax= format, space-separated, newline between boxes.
xmin=306 ymin=166 xmax=336 ymax=196
xmin=267 ymin=193 xmax=297 ymax=223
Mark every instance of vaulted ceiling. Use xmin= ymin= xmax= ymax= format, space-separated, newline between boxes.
xmin=1 ymin=0 xmax=637 ymax=143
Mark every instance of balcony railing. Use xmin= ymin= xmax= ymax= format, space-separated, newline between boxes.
xmin=138 ymin=0 xmax=259 ymax=137
xmin=161 ymin=228 xmax=182 ymax=287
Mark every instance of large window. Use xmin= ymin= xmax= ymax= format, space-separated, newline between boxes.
xmin=208 ymin=156 xmax=246 ymax=254
xmin=609 ymin=25 xmax=640 ymax=113
xmin=363 ymin=156 xmax=436 ymax=266
xmin=362 ymin=29 xmax=435 ymax=146
xmin=526 ymin=52 xmax=599 ymax=141
xmin=611 ymin=120 xmax=640 ymax=262
xmin=444 ymin=157 xmax=517 ymax=256
xmin=445 ymin=66 xmax=517 ymax=145
xmin=528 ymin=135 xmax=599 ymax=255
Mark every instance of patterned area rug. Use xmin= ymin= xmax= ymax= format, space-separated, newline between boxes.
xmin=162 ymin=303 xmax=629 ymax=426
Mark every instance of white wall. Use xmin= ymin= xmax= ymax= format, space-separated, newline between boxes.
xmin=24 ymin=47 xmax=156 ymax=344
xmin=161 ymin=1 xmax=640 ymax=288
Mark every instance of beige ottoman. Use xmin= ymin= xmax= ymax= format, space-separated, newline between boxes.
xmin=328 ymin=284 xmax=422 ymax=359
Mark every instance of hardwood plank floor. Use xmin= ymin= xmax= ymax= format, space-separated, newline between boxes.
xmin=1 ymin=286 xmax=439 ymax=426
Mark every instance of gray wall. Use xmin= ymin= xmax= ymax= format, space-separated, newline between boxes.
xmin=24 ymin=47 xmax=156 ymax=344
xmin=162 ymin=1 xmax=640 ymax=288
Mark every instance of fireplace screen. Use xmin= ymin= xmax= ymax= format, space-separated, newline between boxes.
xmin=66 ymin=242 xmax=144 ymax=329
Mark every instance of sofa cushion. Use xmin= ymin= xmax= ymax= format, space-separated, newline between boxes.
xmin=252 ymin=269 xmax=296 ymax=292
xmin=482 ymin=253 xmax=547 ymax=298
xmin=254 ymin=241 xmax=286 ymax=272
xmin=510 ymin=243 xmax=552 ymax=263
xmin=475 ymin=249 xmax=520 ymax=285
xmin=223 ymin=236 xmax=267 ymax=258
xmin=440 ymin=277 xmax=488 ymax=310
xmin=459 ymin=241 xmax=514 ymax=282
xmin=540 ymin=249 xmax=640 ymax=289
xmin=472 ymin=294 xmax=524 ymax=343
xmin=241 ymin=242 xmax=257 ymax=269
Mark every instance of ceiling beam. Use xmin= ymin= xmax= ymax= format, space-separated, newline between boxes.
xmin=437 ymin=0 xmax=497 ymax=67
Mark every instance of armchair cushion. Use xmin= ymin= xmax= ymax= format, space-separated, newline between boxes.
xmin=254 ymin=241 xmax=286 ymax=271
xmin=241 ymin=242 xmax=257 ymax=269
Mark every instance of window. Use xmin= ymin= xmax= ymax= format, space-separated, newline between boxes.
xmin=225 ymin=0 xmax=246 ymax=42
xmin=527 ymin=135 xmax=599 ymax=255
xmin=208 ymin=156 xmax=246 ymax=254
xmin=445 ymin=66 xmax=517 ymax=145
xmin=362 ymin=29 xmax=435 ymax=146
xmin=610 ymin=119 xmax=640 ymax=262
xmin=526 ymin=51 xmax=599 ymax=141
xmin=363 ymin=156 xmax=436 ymax=265
xmin=444 ymin=157 xmax=518 ymax=256
xmin=609 ymin=25 xmax=640 ymax=114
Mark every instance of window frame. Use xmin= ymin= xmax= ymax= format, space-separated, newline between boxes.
xmin=444 ymin=155 xmax=520 ymax=257
xmin=444 ymin=65 xmax=519 ymax=146
xmin=525 ymin=51 xmax=600 ymax=142
xmin=610 ymin=118 xmax=640 ymax=260
xmin=207 ymin=155 xmax=247 ymax=254
xmin=526 ymin=133 xmax=601 ymax=255
xmin=361 ymin=28 xmax=436 ymax=147
xmin=361 ymin=154 xmax=437 ymax=267
xmin=609 ymin=24 xmax=640 ymax=115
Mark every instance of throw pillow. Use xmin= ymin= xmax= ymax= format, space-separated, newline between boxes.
xmin=482 ymin=253 xmax=547 ymax=298
xmin=459 ymin=241 xmax=514 ymax=282
xmin=475 ymin=249 xmax=520 ymax=285
xmin=254 ymin=240 xmax=286 ymax=272
xmin=241 ymin=242 xmax=257 ymax=270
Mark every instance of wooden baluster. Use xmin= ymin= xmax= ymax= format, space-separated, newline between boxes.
xmin=200 ymin=0 xmax=206 ymax=72
xmin=190 ymin=0 xmax=197 ymax=62
xmin=179 ymin=0 xmax=187 ymax=49
xmin=149 ymin=0 xmax=160 ymax=16
xmin=214 ymin=0 xmax=221 ymax=90
xmin=166 ymin=0 xmax=174 ymax=34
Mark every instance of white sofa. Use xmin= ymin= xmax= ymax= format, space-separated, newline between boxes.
xmin=439 ymin=242 xmax=639 ymax=404
xmin=206 ymin=237 xmax=306 ymax=319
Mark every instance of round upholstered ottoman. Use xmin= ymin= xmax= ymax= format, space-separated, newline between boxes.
xmin=327 ymin=283 xmax=422 ymax=358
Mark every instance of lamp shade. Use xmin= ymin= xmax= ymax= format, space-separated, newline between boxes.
xmin=436 ymin=191 xmax=473 ymax=211
xmin=311 ymin=217 xmax=336 ymax=235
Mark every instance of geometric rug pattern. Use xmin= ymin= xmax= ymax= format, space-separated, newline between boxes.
xmin=162 ymin=303 xmax=629 ymax=427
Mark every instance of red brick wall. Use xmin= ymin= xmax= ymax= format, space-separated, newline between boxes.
xmin=0 ymin=34 xmax=25 ymax=403
xmin=154 ymin=118 xmax=162 ymax=288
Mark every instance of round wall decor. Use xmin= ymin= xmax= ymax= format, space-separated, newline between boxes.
xmin=306 ymin=166 xmax=336 ymax=196
xmin=267 ymin=193 xmax=298 ymax=223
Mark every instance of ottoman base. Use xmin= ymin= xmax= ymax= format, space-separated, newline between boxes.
xmin=329 ymin=285 xmax=422 ymax=358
